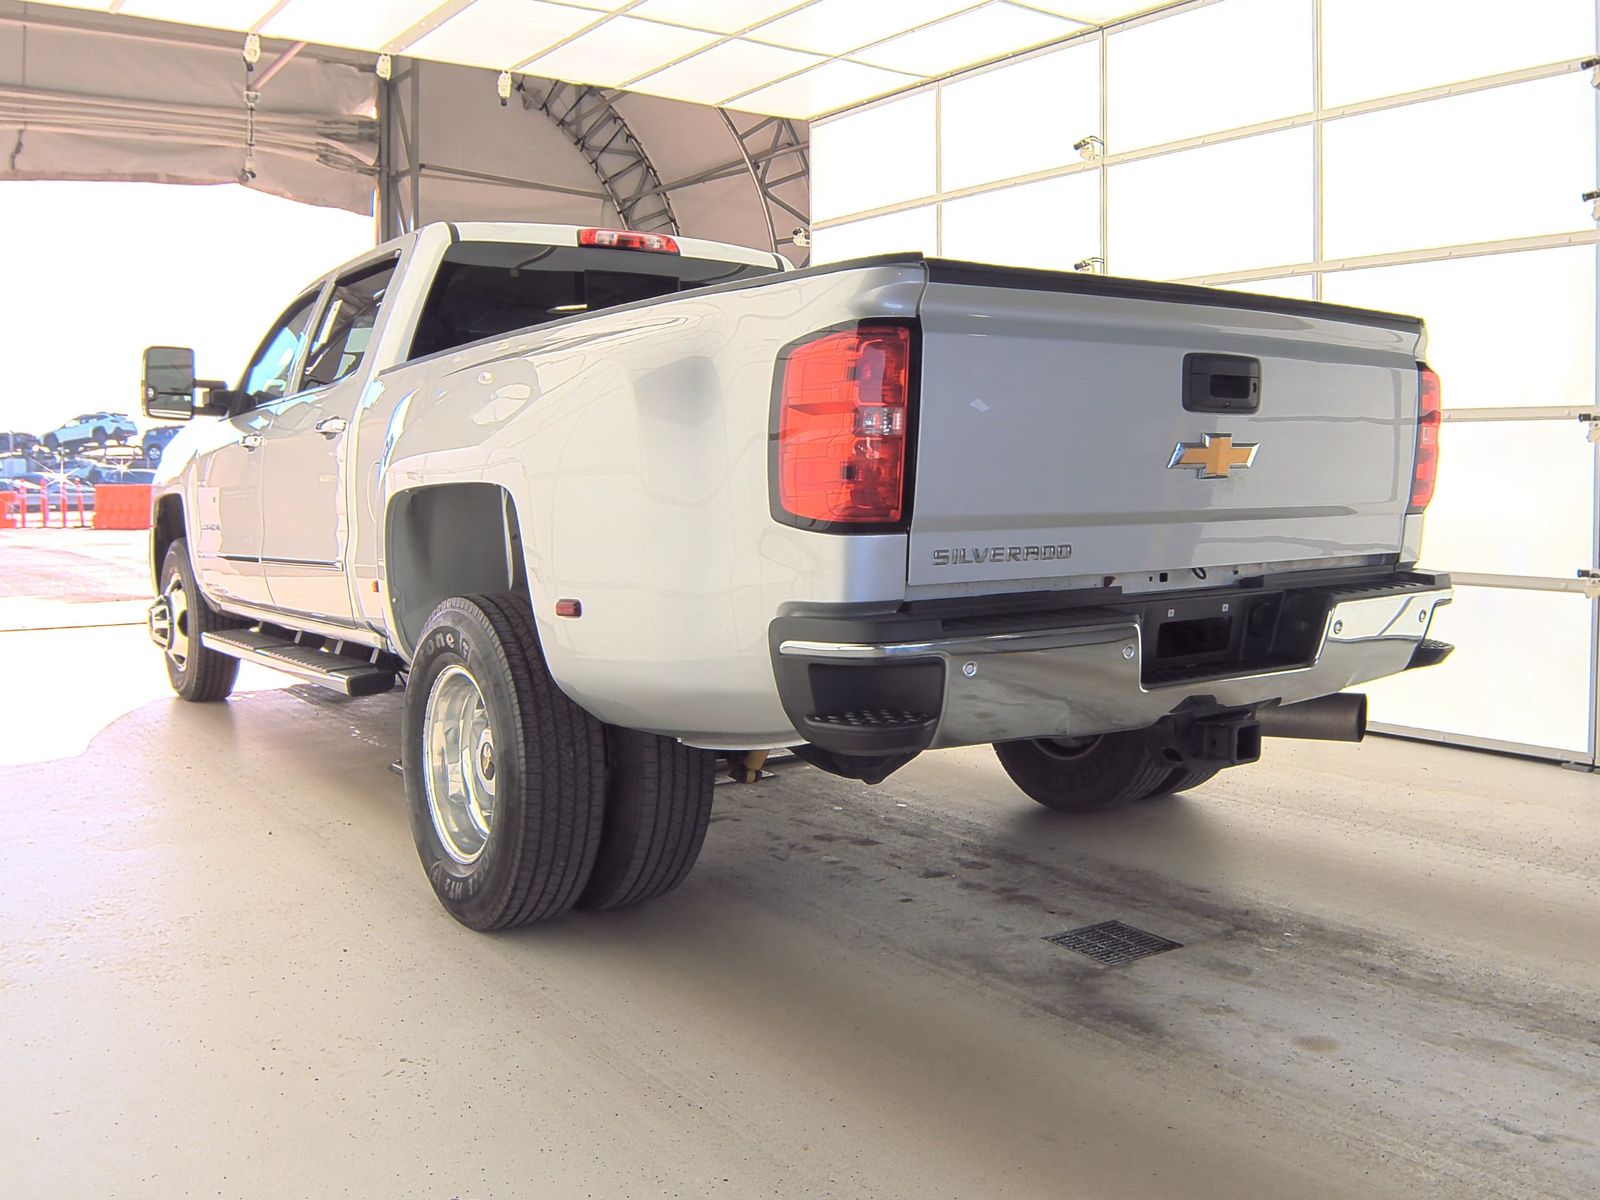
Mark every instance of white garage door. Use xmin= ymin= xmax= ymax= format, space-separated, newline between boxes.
xmin=810 ymin=0 xmax=1600 ymax=763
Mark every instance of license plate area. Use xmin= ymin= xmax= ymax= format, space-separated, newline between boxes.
xmin=1141 ymin=590 xmax=1328 ymax=686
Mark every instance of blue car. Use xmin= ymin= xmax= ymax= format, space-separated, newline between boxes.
xmin=142 ymin=425 xmax=182 ymax=465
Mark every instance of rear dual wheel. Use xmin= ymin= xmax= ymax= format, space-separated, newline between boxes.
xmin=402 ymin=593 xmax=715 ymax=930
xmin=993 ymin=731 xmax=1223 ymax=813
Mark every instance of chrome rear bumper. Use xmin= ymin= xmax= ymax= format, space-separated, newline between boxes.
xmin=776 ymin=581 xmax=1451 ymax=752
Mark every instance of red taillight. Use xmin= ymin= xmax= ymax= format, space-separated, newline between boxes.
xmin=774 ymin=324 xmax=913 ymax=527
xmin=1409 ymin=364 xmax=1442 ymax=512
xmin=578 ymin=227 xmax=679 ymax=254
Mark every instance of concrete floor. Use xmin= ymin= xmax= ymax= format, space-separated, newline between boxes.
xmin=3 ymin=533 xmax=1598 ymax=1198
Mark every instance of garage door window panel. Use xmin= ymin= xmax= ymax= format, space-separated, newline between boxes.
xmin=1322 ymin=74 xmax=1595 ymax=260
xmin=1418 ymin=421 xmax=1595 ymax=579
xmin=1108 ymin=127 xmax=1313 ymax=281
xmin=940 ymin=174 xmax=1100 ymax=273
xmin=1367 ymin=586 xmax=1593 ymax=755
xmin=1321 ymin=0 xmax=1594 ymax=108
xmin=939 ymin=40 xmax=1100 ymax=191
xmin=810 ymin=205 xmax=937 ymax=264
xmin=810 ymin=91 xmax=936 ymax=223
xmin=1106 ymin=0 xmax=1312 ymax=152
xmin=1321 ymin=247 xmax=1596 ymax=412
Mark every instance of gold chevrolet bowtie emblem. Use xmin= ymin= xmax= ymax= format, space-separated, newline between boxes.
xmin=1168 ymin=433 xmax=1258 ymax=479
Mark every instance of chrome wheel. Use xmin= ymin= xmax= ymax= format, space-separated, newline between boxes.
xmin=423 ymin=665 xmax=497 ymax=865
xmin=1033 ymin=735 xmax=1104 ymax=762
xmin=154 ymin=575 xmax=191 ymax=670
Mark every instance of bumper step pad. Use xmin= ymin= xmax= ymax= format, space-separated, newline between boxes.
xmin=808 ymin=708 xmax=934 ymax=730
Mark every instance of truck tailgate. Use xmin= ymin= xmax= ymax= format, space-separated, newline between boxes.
xmin=907 ymin=264 xmax=1425 ymax=590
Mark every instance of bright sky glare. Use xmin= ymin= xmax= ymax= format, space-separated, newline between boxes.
xmin=0 ymin=181 xmax=375 ymax=438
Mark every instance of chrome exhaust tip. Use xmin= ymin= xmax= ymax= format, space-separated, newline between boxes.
xmin=1257 ymin=693 xmax=1367 ymax=743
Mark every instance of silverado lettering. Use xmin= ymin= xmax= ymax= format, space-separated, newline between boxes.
xmin=932 ymin=545 xmax=1073 ymax=567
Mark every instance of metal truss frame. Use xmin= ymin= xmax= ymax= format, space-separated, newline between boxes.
xmin=376 ymin=64 xmax=419 ymax=242
xmin=376 ymin=64 xmax=813 ymax=265
xmin=521 ymin=80 xmax=678 ymax=234
xmin=718 ymin=110 xmax=811 ymax=265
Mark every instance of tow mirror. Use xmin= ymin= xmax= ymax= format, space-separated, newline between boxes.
xmin=142 ymin=346 xmax=196 ymax=420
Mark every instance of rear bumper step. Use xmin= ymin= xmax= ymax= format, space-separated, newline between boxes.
xmin=202 ymin=629 xmax=398 ymax=697
xmin=1407 ymin=637 xmax=1455 ymax=670
xmin=773 ymin=573 xmax=1451 ymax=755
xmin=803 ymin=709 xmax=938 ymax=756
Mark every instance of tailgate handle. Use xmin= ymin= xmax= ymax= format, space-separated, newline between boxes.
xmin=1183 ymin=353 xmax=1261 ymax=414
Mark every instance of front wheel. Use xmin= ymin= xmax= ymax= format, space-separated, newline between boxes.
xmin=993 ymin=731 xmax=1171 ymax=813
xmin=155 ymin=539 xmax=241 ymax=702
xmin=402 ymin=593 xmax=606 ymax=929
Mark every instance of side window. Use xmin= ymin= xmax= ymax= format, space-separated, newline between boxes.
xmin=241 ymin=292 xmax=321 ymax=405
xmin=302 ymin=259 xmax=398 ymax=389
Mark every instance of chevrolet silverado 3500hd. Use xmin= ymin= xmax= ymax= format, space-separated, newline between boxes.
xmin=141 ymin=222 xmax=1451 ymax=930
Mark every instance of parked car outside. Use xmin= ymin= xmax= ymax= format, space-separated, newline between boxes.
xmin=8 ymin=472 xmax=94 ymax=511
xmin=42 ymin=412 xmax=138 ymax=452
xmin=0 ymin=431 xmax=39 ymax=455
xmin=142 ymin=425 xmax=182 ymax=465
xmin=87 ymin=465 xmax=154 ymax=485
xmin=0 ymin=453 xmax=44 ymax=479
xmin=41 ymin=478 xmax=95 ymax=511
xmin=1 ymin=477 xmax=43 ymax=514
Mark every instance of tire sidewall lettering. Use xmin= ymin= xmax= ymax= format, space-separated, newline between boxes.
xmin=419 ymin=625 xmax=469 ymax=665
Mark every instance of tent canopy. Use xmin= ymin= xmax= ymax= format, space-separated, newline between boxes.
xmin=0 ymin=1 xmax=815 ymax=260
xmin=19 ymin=1 xmax=1181 ymax=120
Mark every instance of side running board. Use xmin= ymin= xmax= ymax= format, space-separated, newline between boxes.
xmin=202 ymin=628 xmax=400 ymax=697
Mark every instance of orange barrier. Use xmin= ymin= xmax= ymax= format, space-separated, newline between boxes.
xmin=93 ymin=484 xmax=154 ymax=531
xmin=0 ymin=490 xmax=18 ymax=529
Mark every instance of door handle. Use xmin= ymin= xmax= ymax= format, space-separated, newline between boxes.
xmin=315 ymin=417 xmax=348 ymax=438
xmin=239 ymin=433 xmax=263 ymax=451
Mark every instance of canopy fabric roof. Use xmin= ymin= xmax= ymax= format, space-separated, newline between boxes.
xmin=18 ymin=0 xmax=1180 ymax=120
xmin=1 ymin=3 xmax=377 ymax=212
xmin=0 ymin=1 xmax=813 ymax=261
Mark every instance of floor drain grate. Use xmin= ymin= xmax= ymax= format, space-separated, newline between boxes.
xmin=1045 ymin=920 xmax=1182 ymax=966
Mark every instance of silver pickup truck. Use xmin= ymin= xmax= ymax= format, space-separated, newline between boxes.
xmin=141 ymin=221 xmax=1451 ymax=930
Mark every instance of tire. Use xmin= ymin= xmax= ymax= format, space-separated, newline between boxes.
xmin=994 ymin=731 xmax=1171 ymax=813
xmin=578 ymin=728 xmax=715 ymax=911
xmin=92 ymin=426 xmax=107 ymax=445
xmin=157 ymin=539 xmax=241 ymax=702
xmin=42 ymin=433 xmax=58 ymax=450
xmin=402 ymin=592 xmax=605 ymax=930
xmin=1140 ymin=763 xmax=1222 ymax=800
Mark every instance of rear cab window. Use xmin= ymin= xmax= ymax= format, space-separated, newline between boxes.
xmin=407 ymin=241 xmax=777 ymax=361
